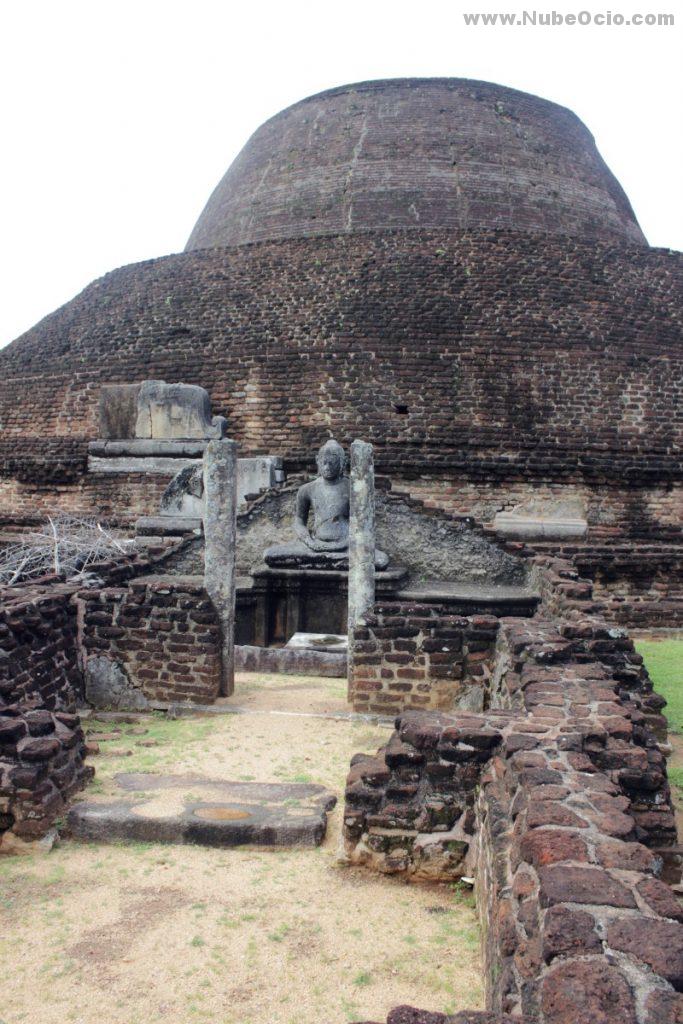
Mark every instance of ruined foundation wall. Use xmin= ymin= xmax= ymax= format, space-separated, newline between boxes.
xmin=0 ymin=585 xmax=83 ymax=709
xmin=522 ymin=543 xmax=683 ymax=629
xmin=349 ymin=605 xmax=499 ymax=715
xmin=0 ymin=544 xmax=195 ymax=846
xmin=81 ymin=575 xmax=222 ymax=707
xmin=344 ymin=561 xmax=680 ymax=1023
xmin=558 ymin=543 xmax=683 ymax=627
xmin=0 ymin=706 xmax=92 ymax=848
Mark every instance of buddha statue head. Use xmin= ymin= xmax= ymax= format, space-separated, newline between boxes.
xmin=316 ymin=439 xmax=346 ymax=482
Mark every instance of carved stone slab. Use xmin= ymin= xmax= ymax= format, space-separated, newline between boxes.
xmin=69 ymin=772 xmax=337 ymax=848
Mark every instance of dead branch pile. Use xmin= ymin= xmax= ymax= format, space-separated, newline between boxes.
xmin=0 ymin=514 xmax=135 ymax=587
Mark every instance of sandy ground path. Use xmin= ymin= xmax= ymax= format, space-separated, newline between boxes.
xmin=0 ymin=673 xmax=483 ymax=1024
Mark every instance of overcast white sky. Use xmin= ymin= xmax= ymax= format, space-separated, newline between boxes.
xmin=0 ymin=0 xmax=680 ymax=348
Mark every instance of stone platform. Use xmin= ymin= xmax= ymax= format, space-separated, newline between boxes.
xmin=68 ymin=772 xmax=336 ymax=848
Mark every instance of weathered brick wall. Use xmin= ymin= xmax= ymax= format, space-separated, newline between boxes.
xmin=187 ymin=79 xmax=644 ymax=249
xmin=349 ymin=604 xmax=499 ymax=714
xmin=527 ymin=544 xmax=683 ymax=629
xmin=561 ymin=543 xmax=683 ymax=627
xmin=0 ymin=585 xmax=82 ymax=709
xmin=0 ymin=705 xmax=92 ymax=848
xmin=527 ymin=554 xmax=600 ymax=620
xmin=400 ymin=479 xmax=682 ymax=540
xmin=0 ymin=472 xmax=172 ymax=526
xmin=0 ymin=232 xmax=679 ymax=474
xmin=81 ymin=575 xmax=221 ymax=706
xmin=343 ymin=613 xmax=680 ymax=1024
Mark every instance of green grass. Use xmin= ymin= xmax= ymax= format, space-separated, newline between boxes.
xmin=352 ymin=971 xmax=372 ymax=987
xmin=637 ymin=638 xmax=683 ymax=796
xmin=635 ymin=639 xmax=683 ymax=732
xmin=84 ymin=714 xmax=215 ymax=783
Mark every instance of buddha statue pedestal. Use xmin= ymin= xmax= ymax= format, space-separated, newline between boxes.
xmin=241 ymin=563 xmax=407 ymax=647
xmin=264 ymin=542 xmax=388 ymax=571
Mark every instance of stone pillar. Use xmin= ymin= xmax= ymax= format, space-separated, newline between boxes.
xmin=348 ymin=440 xmax=376 ymax=691
xmin=203 ymin=440 xmax=238 ymax=697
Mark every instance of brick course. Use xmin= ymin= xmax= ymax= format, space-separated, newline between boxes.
xmin=0 ymin=231 xmax=680 ymax=540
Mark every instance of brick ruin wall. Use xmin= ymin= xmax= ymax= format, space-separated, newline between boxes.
xmin=0 ymin=707 xmax=93 ymax=851
xmin=0 ymin=544 xmax=215 ymax=848
xmin=347 ymin=547 xmax=674 ymax=715
xmin=0 ymin=586 xmax=89 ymax=850
xmin=81 ymin=574 xmax=221 ymax=707
xmin=349 ymin=607 xmax=499 ymax=715
xmin=540 ymin=542 xmax=683 ymax=628
xmin=0 ymin=544 xmax=188 ymax=710
xmin=345 ymin=559 xmax=681 ymax=1024
xmin=0 ymin=584 xmax=83 ymax=709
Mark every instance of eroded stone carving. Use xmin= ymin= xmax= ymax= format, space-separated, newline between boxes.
xmin=265 ymin=439 xmax=388 ymax=569
xmin=98 ymin=380 xmax=228 ymax=441
xmin=85 ymin=655 xmax=150 ymax=711
xmin=158 ymin=457 xmax=285 ymax=520
xmin=135 ymin=381 xmax=228 ymax=440
xmin=160 ymin=465 xmax=205 ymax=517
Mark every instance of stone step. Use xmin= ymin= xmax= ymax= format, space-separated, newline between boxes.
xmin=68 ymin=772 xmax=337 ymax=849
xmin=395 ymin=581 xmax=540 ymax=617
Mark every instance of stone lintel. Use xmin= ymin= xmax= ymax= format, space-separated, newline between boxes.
xmin=89 ymin=439 xmax=209 ymax=457
xmin=88 ymin=455 xmax=200 ymax=475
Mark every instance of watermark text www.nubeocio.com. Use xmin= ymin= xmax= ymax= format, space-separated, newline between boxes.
xmin=462 ymin=10 xmax=674 ymax=26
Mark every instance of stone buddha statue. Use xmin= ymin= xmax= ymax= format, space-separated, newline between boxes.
xmin=264 ymin=439 xmax=388 ymax=569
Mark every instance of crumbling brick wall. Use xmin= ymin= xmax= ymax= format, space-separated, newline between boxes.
xmin=343 ymin=607 xmax=680 ymax=1024
xmin=81 ymin=575 xmax=221 ymax=706
xmin=566 ymin=543 xmax=683 ymax=627
xmin=0 ymin=705 xmax=92 ymax=849
xmin=349 ymin=604 xmax=499 ymax=715
xmin=0 ymin=585 xmax=83 ymax=709
xmin=0 ymin=539 xmax=221 ymax=855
